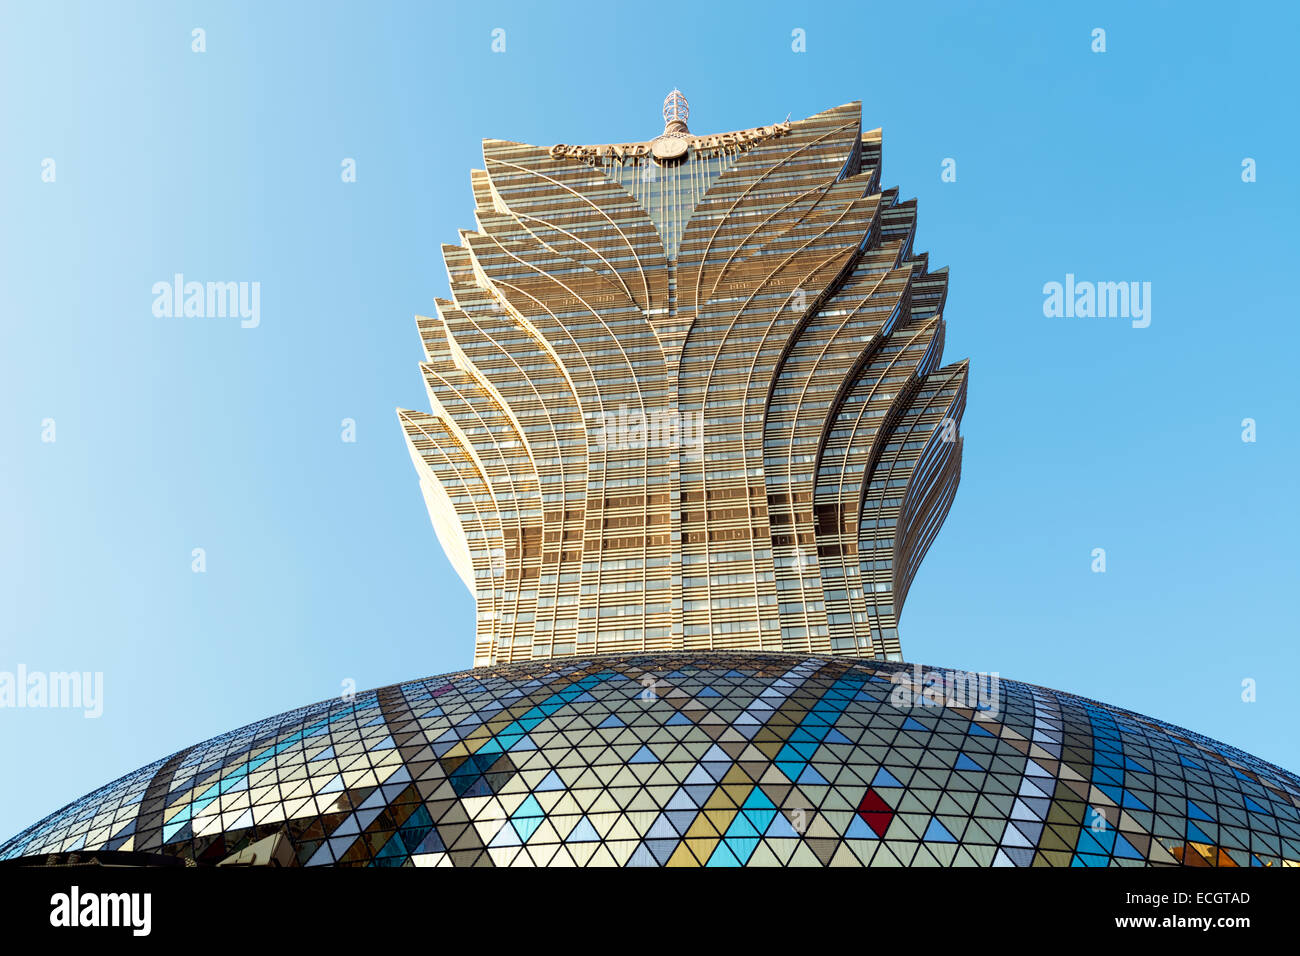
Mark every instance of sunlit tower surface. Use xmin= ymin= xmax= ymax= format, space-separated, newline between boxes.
xmin=398 ymin=94 xmax=968 ymax=667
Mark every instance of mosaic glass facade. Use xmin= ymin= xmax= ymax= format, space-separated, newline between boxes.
xmin=5 ymin=653 xmax=1298 ymax=867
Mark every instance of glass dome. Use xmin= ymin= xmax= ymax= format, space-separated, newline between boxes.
xmin=4 ymin=653 xmax=1297 ymax=867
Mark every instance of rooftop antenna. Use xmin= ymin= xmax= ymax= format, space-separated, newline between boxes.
xmin=663 ymin=89 xmax=690 ymax=134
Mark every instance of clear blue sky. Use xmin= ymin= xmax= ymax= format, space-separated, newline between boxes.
xmin=2 ymin=0 xmax=1297 ymax=841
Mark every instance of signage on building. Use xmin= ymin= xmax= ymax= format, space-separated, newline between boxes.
xmin=550 ymin=120 xmax=792 ymax=163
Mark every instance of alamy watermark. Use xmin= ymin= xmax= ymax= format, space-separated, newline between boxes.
xmin=889 ymin=665 xmax=1000 ymax=718
xmin=1042 ymin=274 xmax=1150 ymax=328
xmin=50 ymin=886 xmax=150 ymax=936
xmin=1 ymin=665 xmax=103 ymax=718
xmin=591 ymin=405 xmax=703 ymax=456
xmin=152 ymin=274 xmax=260 ymax=328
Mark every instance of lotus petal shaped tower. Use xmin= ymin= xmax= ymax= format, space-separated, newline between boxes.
xmin=399 ymin=95 xmax=966 ymax=667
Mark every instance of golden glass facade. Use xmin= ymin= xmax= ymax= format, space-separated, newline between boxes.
xmin=400 ymin=96 xmax=968 ymax=667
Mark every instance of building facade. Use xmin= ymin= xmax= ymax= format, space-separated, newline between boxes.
xmin=8 ymin=95 xmax=1296 ymax=869
xmin=5 ymin=656 xmax=1299 ymax=867
xmin=399 ymin=93 xmax=967 ymax=667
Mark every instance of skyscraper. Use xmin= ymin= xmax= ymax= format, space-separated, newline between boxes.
xmin=399 ymin=93 xmax=967 ymax=667
xmin=4 ymin=96 xmax=1297 ymax=869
